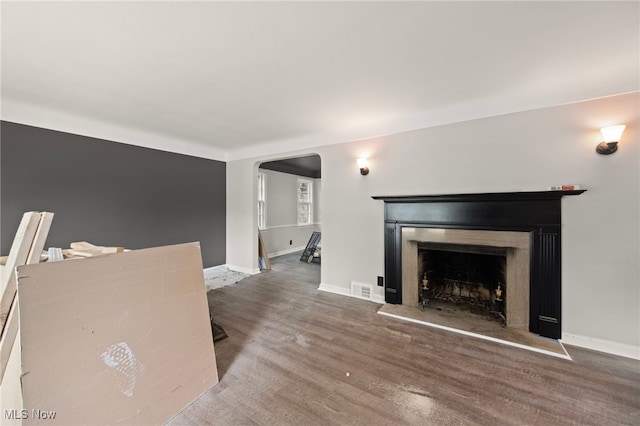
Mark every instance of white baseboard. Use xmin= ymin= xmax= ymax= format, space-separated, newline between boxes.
xmin=261 ymin=223 xmax=320 ymax=230
xmin=318 ymin=282 xmax=384 ymax=305
xmin=268 ymin=246 xmax=306 ymax=258
xmin=318 ymin=282 xmax=351 ymax=297
xmin=371 ymin=293 xmax=385 ymax=304
xmin=225 ymin=264 xmax=261 ymax=275
xmin=561 ymin=332 xmax=640 ymax=360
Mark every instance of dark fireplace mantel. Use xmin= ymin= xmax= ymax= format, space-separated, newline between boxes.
xmin=372 ymin=190 xmax=585 ymax=339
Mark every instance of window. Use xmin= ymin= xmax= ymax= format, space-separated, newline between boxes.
xmin=257 ymin=172 xmax=266 ymax=229
xmin=297 ymin=179 xmax=313 ymax=226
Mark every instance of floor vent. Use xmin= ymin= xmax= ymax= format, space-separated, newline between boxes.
xmin=351 ymin=281 xmax=373 ymax=301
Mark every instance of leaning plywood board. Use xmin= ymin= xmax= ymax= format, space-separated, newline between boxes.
xmin=16 ymin=242 xmax=218 ymax=425
xmin=0 ymin=212 xmax=45 ymax=332
xmin=1 ymin=212 xmax=54 ymax=386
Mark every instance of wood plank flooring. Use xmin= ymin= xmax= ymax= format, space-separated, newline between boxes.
xmin=169 ymin=253 xmax=640 ymax=425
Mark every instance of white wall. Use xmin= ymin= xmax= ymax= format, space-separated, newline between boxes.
xmin=226 ymin=92 xmax=640 ymax=356
xmin=258 ymin=169 xmax=321 ymax=257
xmin=226 ymin=160 xmax=260 ymax=275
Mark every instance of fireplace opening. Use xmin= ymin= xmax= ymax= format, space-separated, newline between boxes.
xmin=418 ymin=243 xmax=507 ymax=325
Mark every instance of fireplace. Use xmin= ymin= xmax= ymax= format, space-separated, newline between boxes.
xmin=402 ymin=227 xmax=530 ymax=330
xmin=373 ymin=190 xmax=585 ymax=339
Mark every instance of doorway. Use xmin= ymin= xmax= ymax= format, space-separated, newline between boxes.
xmin=256 ymin=154 xmax=321 ymax=284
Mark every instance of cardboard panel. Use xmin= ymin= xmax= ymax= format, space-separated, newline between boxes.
xmin=16 ymin=243 xmax=218 ymax=425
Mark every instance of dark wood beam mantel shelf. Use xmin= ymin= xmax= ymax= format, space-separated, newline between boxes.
xmin=372 ymin=189 xmax=586 ymax=203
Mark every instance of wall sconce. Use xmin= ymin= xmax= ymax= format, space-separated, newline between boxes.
xmin=596 ymin=125 xmax=626 ymax=155
xmin=357 ymin=158 xmax=369 ymax=175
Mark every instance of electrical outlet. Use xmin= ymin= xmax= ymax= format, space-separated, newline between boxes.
xmin=377 ymin=276 xmax=384 ymax=287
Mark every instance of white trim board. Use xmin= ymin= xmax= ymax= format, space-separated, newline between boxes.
xmin=378 ymin=310 xmax=572 ymax=361
xmin=561 ymin=333 xmax=640 ymax=360
xmin=318 ymin=282 xmax=351 ymax=297
xmin=260 ymin=223 xmax=321 ymax=231
xmin=268 ymin=246 xmax=306 ymax=258
xmin=318 ymin=282 xmax=385 ymax=304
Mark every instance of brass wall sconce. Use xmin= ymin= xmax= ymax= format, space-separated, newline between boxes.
xmin=596 ymin=125 xmax=626 ymax=155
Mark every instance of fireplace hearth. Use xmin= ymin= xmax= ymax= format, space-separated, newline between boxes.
xmin=373 ymin=190 xmax=585 ymax=339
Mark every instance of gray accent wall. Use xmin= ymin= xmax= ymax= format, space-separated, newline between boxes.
xmin=1 ymin=121 xmax=226 ymax=267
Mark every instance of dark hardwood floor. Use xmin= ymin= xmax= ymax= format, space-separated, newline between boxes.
xmin=169 ymin=252 xmax=640 ymax=425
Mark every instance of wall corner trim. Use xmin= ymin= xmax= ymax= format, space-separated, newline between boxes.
xmin=561 ymin=333 xmax=640 ymax=360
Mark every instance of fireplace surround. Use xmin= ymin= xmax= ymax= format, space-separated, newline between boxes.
xmin=373 ymin=190 xmax=585 ymax=339
xmin=403 ymin=227 xmax=530 ymax=329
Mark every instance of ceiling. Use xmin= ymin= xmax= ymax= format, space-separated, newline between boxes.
xmin=2 ymin=1 xmax=638 ymax=162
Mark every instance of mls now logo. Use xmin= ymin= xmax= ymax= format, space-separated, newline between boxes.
xmin=4 ymin=409 xmax=57 ymax=420
xmin=4 ymin=409 xmax=28 ymax=420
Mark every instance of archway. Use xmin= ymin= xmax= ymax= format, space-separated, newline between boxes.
xmin=256 ymin=154 xmax=322 ymax=284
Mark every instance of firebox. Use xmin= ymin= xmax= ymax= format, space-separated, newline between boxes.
xmin=373 ymin=190 xmax=585 ymax=339
xmin=418 ymin=244 xmax=507 ymax=324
